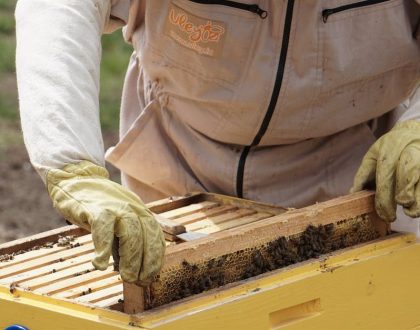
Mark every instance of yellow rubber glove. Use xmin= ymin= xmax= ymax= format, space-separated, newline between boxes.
xmin=351 ymin=120 xmax=420 ymax=222
xmin=46 ymin=161 xmax=166 ymax=285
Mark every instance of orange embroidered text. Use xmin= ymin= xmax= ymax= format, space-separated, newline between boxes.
xmin=169 ymin=9 xmax=225 ymax=44
xmin=164 ymin=3 xmax=227 ymax=57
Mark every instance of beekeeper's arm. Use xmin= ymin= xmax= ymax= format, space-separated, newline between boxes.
xmin=15 ymin=0 xmax=165 ymax=285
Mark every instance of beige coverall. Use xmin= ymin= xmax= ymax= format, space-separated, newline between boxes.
xmin=106 ymin=0 xmax=420 ymax=207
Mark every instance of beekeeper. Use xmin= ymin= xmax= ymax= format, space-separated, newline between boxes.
xmin=15 ymin=0 xmax=420 ymax=284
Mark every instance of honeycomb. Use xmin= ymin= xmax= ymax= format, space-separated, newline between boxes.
xmin=145 ymin=214 xmax=380 ymax=309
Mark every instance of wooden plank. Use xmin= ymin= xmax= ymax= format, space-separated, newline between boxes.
xmin=54 ymin=274 xmax=121 ymax=299
xmin=147 ymin=192 xmax=284 ymax=218
xmin=162 ymin=191 xmax=380 ymax=269
xmin=159 ymin=202 xmax=219 ymax=219
xmin=152 ymin=213 xmax=186 ymax=235
xmin=162 ymin=232 xmax=180 ymax=242
xmin=123 ymin=282 xmax=145 ymax=314
xmin=204 ymin=193 xmax=286 ymax=215
xmin=147 ymin=193 xmax=204 ymax=214
xmin=0 ymin=243 xmax=94 ymax=279
xmin=18 ymin=261 xmax=98 ymax=290
xmin=177 ymin=232 xmax=209 ymax=241
xmin=0 ymin=234 xmax=92 ymax=269
xmin=185 ymin=208 xmax=257 ymax=232
xmin=94 ymin=294 xmax=124 ymax=308
xmin=1 ymin=253 xmax=93 ymax=285
xmin=370 ymin=211 xmax=391 ymax=236
xmin=76 ymin=283 xmax=122 ymax=303
xmin=196 ymin=212 xmax=273 ymax=234
xmin=35 ymin=267 xmax=117 ymax=295
xmin=173 ymin=205 xmax=238 ymax=225
xmin=0 ymin=225 xmax=88 ymax=255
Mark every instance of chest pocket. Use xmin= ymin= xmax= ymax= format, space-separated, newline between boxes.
xmin=143 ymin=0 xmax=265 ymax=88
xmin=320 ymin=0 xmax=420 ymax=93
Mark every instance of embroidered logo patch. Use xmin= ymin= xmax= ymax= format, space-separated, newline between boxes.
xmin=164 ymin=2 xmax=226 ymax=57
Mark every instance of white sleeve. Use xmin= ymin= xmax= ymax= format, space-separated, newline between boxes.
xmin=15 ymin=0 xmax=129 ymax=181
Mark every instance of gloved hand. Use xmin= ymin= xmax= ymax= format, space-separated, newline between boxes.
xmin=46 ymin=161 xmax=166 ymax=285
xmin=351 ymin=120 xmax=420 ymax=222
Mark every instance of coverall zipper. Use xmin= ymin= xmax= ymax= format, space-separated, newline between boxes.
xmin=189 ymin=0 xmax=268 ymax=18
xmin=322 ymin=0 xmax=390 ymax=23
xmin=236 ymin=0 xmax=295 ymax=198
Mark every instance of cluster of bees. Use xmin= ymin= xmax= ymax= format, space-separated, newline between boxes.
xmin=148 ymin=219 xmax=379 ymax=308
xmin=148 ymin=257 xmax=228 ymax=307
xmin=243 ymin=224 xmax=335 ymax=280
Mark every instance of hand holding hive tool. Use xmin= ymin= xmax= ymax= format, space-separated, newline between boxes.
xmin=46 ymin=160 xmax=166 ymax=286
xmin=352 ymin=120 xmax=420 ymax=222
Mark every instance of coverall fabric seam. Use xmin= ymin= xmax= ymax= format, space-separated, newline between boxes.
xmin=267 ymin=0 xmax=299 ymax=140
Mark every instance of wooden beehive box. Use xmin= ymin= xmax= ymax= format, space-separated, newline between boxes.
xmin=0 ymin=191 xmax=387 ymax=315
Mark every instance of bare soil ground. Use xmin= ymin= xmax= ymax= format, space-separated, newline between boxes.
xmin=0 ymin=122 xmax=120 ymax=244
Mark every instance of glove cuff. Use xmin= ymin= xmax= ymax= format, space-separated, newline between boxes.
xmin=393 ymin=120 xmax=420 ymax=131
xmin=46 ymin=161 xmax=110 ymax=187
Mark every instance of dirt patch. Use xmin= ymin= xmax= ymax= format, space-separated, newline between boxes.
xmin=0 ymin=124 xmax=120 ymax=244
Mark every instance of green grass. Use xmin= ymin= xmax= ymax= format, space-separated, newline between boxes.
xmin=0 ymin=1 xmax=17 ymax=122
xmin=0 ymin=0 xmax=15 ymax=11
xmin=0 ymin=121 xmax=22 ymax=156
xmin=0 ymin=2 xmax=131 ymax=134
xmin=0 ymin=1 xmax=17 ymax=76
xmin=100 ymin=32 xmax=133 ymax=131
xmin=0 ymin=8 xmax=13 ymax=34
xmin=0 ymin=36 xmax=15 ymax=73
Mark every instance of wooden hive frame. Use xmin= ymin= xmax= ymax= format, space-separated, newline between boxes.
xmin=124 ymin=190 xmax=388 ymax=313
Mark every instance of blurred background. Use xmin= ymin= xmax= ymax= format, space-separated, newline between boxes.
xmin=0 ymin=0 xmax=132 ymax=242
